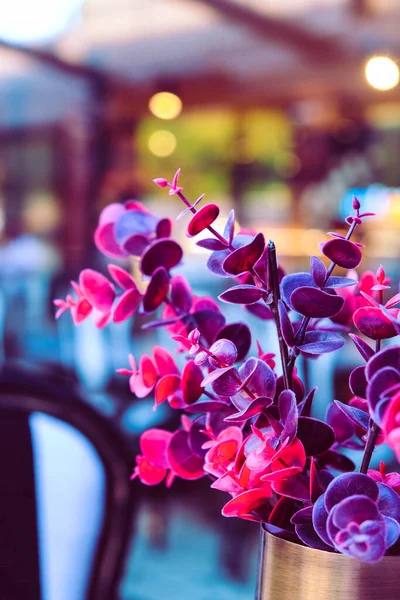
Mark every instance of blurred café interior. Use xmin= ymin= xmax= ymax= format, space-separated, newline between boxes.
xmin=0 ymin=1 xmax=400 ymax=599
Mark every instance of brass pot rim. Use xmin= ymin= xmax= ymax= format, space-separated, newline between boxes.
xmin=260 ymin=524 xmax=400 ymax=565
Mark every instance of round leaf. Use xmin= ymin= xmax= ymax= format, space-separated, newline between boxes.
xmin=322 ymin=238 xmax=362 ymax=269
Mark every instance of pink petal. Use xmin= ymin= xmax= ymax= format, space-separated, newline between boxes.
xmin=107 ymin=264 xmax=138 ymax=291
xmin=186 ymin=204 xmax=220 ymax=237
xmin=71 ymin=298 xmax=92 ymax=324
xmin=94 ymin=223 xmax=127 ymax=258
xmin=79 ymin=269 xmax=116 ymax=312
xmin=222 ymin=488 xmax=272 ymax=518
xmin=140 ymin=429 xmax=173 ymax=469
xmin=93 ymin=309 xmax=111 ymax=329
xmin=132 ymin=455 xmax=166 ymax=486
xmin=113 ymin=288 xmax=141 ymax=323
xmin=153 ymin=346 xmax=179 ymax=376
xmin=139 ymin=355 xmax=157 ymax=389
xmin=167 ymin=430 xmax=205 ymax=480
xmin=155 ymin=374 xmax=181 ymax=405
xmin=98 ymin=203 xmax=125 ymax=225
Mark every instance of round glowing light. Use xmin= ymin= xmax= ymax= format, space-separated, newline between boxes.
xmin=148 ymin=130 xmax=177 ymax=157
xmin=148 ymin=92 xmax=182 ymax=120
xmin=365 ymin=57 xmax=400 ymax=91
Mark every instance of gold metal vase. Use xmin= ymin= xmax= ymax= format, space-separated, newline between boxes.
xmin=256 ymin=527 xmax=400 ymax=600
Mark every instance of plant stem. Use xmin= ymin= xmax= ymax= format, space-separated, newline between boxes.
xmin=177 ymin=190 xmax=269 ymax=290
xmin=287 ymin=219 xmax=359 ymax=377
xmin=359 ymin=421 xmax=380 ymax=474
xmin=267 ymin=241 xmax=291 ymax=390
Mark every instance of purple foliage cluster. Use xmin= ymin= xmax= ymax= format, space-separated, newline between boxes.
xmin=55 ymin=169 xmax=400 ymax=563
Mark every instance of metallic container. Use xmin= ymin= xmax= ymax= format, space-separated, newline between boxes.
xmin=256 ymin=528 xmax=400 ymax=600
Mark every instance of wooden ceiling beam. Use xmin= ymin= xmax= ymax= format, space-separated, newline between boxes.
xmin=0 ymin=38 xmax=118 ymax=88
xmin=189 ymin=0 xmax=350 ymax=63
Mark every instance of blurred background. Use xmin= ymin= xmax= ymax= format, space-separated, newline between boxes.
xmin=0 ymin=1 xmax=400 ymax=599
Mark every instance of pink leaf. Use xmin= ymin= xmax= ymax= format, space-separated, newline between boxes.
xmin=222 ymin=232 xmax=265 ymax=276
xmin=222 ymin=489 xmax=272 ymax=518
xmin=142 ymin=267 xmax=169 ymax=313
xmin=140 ymin=239 xmax=183 ymax=276
xmin=186 ymin=204 xmax=220 ymax=237
xmin=107 ymin=264 xmax=137 ymax=291
xmin=113 ymin=288 xmax=141 ymax=322
xmin=140 ymin=429 xmax=173 ymax=469
xmin=155 ymin=375 xmax=181 ymax=405
xmin=322 ymin=238 xmax=362 ymax=269
xmin=79 ymin=269 xmax=116 ymax=312
xmin=94 ymin=222 xmax=127 ymax=258
xmin=167 ymin=430 xmax=205 ymax=480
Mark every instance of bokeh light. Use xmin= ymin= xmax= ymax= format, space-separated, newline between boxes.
xmin=0 ymin=0 xmax=82 ymax=44
xmin=365 ymin=56 xmax=400 ymax=91
xmin=148 ymin=92 xmax=183 ymax=120
xmin=148 ymin=130 xmax=177 ymax=157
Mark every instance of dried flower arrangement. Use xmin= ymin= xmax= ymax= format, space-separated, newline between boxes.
xmin=55 ymin=170 xmax=400 ymax=564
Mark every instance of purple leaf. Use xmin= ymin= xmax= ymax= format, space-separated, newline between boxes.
xmin=192 ymin=310 xmax=226 ymax=345
xmin=298 ymin=330 xmax=344 ymax=355
xmin=222 ymin=233 xmax=265 ymax=276
xmin=181 ymin=360 xmax=204 ymax=405
xmin=219 ymin=285 xmax=265 ymax=305
xmin=115 ymin=210 xmax=158 ymax=243
xmin=188 ymin=416 xmax=208 ymax=458
xmin=239 ymin=357 xmax=276 ymax=399
xmin=367 ymin=367 xmax=400 ymax=419
xmin=167 ymin=430 xmax=205 ymax=480
xmin=297 ymin=417 xmax=335 ymax=456
xmin=142 ymin=315 xmax=186 ymax=330
xmin=317 ymin=449 xmax=355 ymax=472
xmin=140 ymin=239 xmax=183 ymax=276
xmin=223 ymin=209 xmax=235 ymax=244
xmin=310 ymin=255 xmax=327 ymax=287
xmin=322 ymin=238 xmax=362 ymax=269
xmin=366 ymin=346 xmax=400 ymax=381
xmin=324 ymin=472 xmax=378 ymax=511
xmin=245 ymin=303 xmax=273 ymax=320
xmin=207 ymin=249 xmax=231 ymax=278
xmin=354 ymin=306 xmax=398 ymax=340
xmin=278 ymin=390 xmax=298 ymax=442
xmin=324 ymin=276 xmax=357 ymax=289
xmin=171 ymin=275 xmax=192 ymax=313
xmin=187 ymin=204 xmax=220 ymax=237
xmin=377 ymin=483 xmax=400 ymax=521
xmin=214 ymin=322 xmax=251 ymax=362
xmin=349 ymin=365 xmax=367 ymax=398
xmin=278 ymin=300 xmax=295 ymax=347
xmin=156 ymin=218 xmax=172 ymax=238
xmin=196 ymin=238 xmax=227 ymax=251
xmin=184 ymin=401 xmax=230 ymax=414
xmin=201 ymin=366 xmax=240 ymax=396
xmin=312 ymin=494 xmax=333 ymax=547
xmin=209 ymin=339 xmax=238 ymax=367
xmin=326 ymin=403 xmax=354 ymax=444
xmin=281 ymin=273 xmax=316 ymax=310
xmin=142 ymin=267 xmax=169 ymax=313
xmin=224 ymin=396 xmax=273 ymax=422
xmin=94 ymin=222 xmax=127 ymax=258
xmin=122 ymin=233 xmax=149 ymax=256
xmin=334 ymin=400 xmax=369 ymax=431
xmin=299 ymin=387 xmax=317 ymax=417
xmin=291 ymin=286 xmax=344 ymax=319
xmin=349 ymin=333 xmax=375 ymax=362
